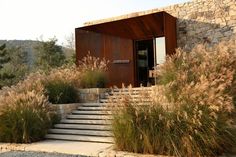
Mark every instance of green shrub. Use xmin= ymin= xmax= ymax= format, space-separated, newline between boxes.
xmin=80 ymin=70 xmax=107 ymax=88
xmin=112 ymin=39 xmax=236 ymax=157
xmin=45 ymin=80 xmax=78 ymax=104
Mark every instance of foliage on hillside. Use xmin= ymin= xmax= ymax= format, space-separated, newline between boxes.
xmin=34 ymin=38 xmax=66 ymax=70
xmin=0 ymin=38 xmax=75 ymax=87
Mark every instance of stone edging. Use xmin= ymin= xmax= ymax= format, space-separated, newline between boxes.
xmin=97 ymin=145 xmax=236 ymax=157
xmin=97 ymin=146 xmax=169 ymax=157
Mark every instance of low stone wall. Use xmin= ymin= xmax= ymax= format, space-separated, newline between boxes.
xmin=77 ymin=88 xmax=109 ymax=103
xmin=50 ymin=88 xmax=109 ymax=119
xmin=51 ymin=103 xmax=81 ymax=119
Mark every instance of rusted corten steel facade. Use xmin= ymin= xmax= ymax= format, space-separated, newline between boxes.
xmin=75 ymin=11 xmax=177 ymax=87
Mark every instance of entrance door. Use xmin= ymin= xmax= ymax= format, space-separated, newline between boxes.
xmin=135 ymin=39 xmax=154 ymax=86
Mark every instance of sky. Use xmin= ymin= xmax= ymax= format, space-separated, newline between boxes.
xmin=0 ymin=0 xmax=190 ymax=45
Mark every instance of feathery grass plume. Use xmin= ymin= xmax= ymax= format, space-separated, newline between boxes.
xmin=111 ymin=38 xmax=236 ymax=157
xmin=0 ymin=71 xmax=56 ymax=143
xmin=78 ymin=52 xmax=109 ymax=88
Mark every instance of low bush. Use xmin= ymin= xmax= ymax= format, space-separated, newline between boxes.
xmin=46 ymin=64 xmax=82 ymax=88
xmin=80 ymin=70 xmax=107 ymax=88
xmin=112 ymin=39 xmax=236 ymax=157
xmin=45 ymin=80 xmax=78 ymax=104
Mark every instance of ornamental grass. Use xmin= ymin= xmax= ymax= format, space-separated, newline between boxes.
xmin=112 ymin=39 xmax=236 ymax=157
xmin=0 ymin=53 xmax=109 ymax=143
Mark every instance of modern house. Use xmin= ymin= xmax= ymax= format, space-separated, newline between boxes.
xmin=75 ymin=11 xmax=177 ymax=87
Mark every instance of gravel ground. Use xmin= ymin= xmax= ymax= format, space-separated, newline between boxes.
xmin=0 ymin=151 xmax=87 ymax=157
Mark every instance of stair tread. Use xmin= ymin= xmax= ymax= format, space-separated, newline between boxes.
xmin=54 ymin=124 xmax=111 ymax=130
xmin=61 ymin=119 xmax=111 ymax=125
xmin=45 ymin=134 xmax=113 ymax=143
xmin=67 ymin=114 xmax=113 ymax=120
xmin=78 ymin=106 xmax=110 ymax=110
xmin=72 ymin=110 xmax=112 ymax=115
xmin=48 ymin=129 xmax=112 ymax=137
xmin=80 ymin=103 xmax=106 ymax=107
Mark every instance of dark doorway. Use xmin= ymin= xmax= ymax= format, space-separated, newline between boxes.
xmin=135 ymin=39 xmax=154 ymax=86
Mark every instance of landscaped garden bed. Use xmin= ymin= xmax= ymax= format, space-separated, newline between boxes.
xmin=110 ymin=39 xmax=236 ymax=157
xmin=0 ymin=53 xmax=109 ymax=143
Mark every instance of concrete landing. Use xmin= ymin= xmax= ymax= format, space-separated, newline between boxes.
xmin=0 ymin=140 xmax=113 ymax=156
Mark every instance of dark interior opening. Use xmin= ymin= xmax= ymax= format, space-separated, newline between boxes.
xmin=135 ymin=39 xmax=154 ymax=86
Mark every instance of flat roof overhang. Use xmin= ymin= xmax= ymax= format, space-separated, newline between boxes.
xmin=76 ymin=11 xmax=171 ymax=40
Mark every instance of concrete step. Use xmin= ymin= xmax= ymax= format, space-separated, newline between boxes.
xmin=45 ymin=134 xmax=113 ymax=143
xmin=48 ymin=129 xmax=113 ymax=137
xmin=108 ymin=94 xmax=151 ymax=98
xmin=78 ymin=106 xmax=110 ymax=111
xmin=54 ymin=124 xmax=111 ymax=130
xmin=67 ymin=114 xmax=113 ymax=120
xmin=100 ymin=98 xmax=151 ymax=103
xmin=113 ymin=87 xmax=152 ymax=90
xmin=72 ymin=110 xmax=112 ymax=115
xmin=112 ymin=88 xmax=152 ymax=93
xmin=61 ymin=119 xmax=112 ymax=125
xmin=100 ymin=99 xmax=109 ymax=103
xmin=80 ymin=103 xmax=106 ymax=107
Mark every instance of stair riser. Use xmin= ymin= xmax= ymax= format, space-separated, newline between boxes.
xmin=45 ymin=134 xmax=113 ymax=143
xmin=48 ymin=129 xmax=113 ymax=137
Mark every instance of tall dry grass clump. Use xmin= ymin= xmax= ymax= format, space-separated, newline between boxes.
xmin=43 ymin=64 xmax=81 ymax=104
xmin=45 ymin=64 xmax=82 ymax=87
xmin=0 ymin=53 xmax=110 ymax=143
xmin=112 ymin=39 xmax=236 ymax=157
xmin=0 ymin=64 xmax=82 ymax=142
xmin=78 ymin=52 xmax=109 ymax=88
xmin=0 ymin=72 xmax=56 ymax=143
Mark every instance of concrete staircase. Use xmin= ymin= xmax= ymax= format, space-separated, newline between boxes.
xmin=46 ymin=87 xmax=152 ymax=143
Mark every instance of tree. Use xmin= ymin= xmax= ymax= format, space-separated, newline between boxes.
xmin=0 ymin=44 xmax=15 ymax=88
xmin=35 ymin=38 xmax=66 ymax=70
xmin=5 ymin=46 xmax=29 ymax=85
xmin=63 ymin=33 xmax=76 ymax=64
xmin=0 ymin=44 xmax=10 ymax=68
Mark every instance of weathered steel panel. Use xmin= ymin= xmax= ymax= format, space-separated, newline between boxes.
xmin=75 ymin=29 xmax=134 ymax=87
xmin=163 ymin=13 xmax=177 ymax=56
xmin=78 ymin=12 xmax=165 ymax=40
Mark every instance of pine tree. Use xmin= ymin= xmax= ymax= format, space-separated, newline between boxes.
xmin=0 ymin=44 xmax=10 ymax=69
xmin=35 ymin=38 xmax=66 ymax=70
xmin=0 ymin=44 xmax=15 ymax=88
